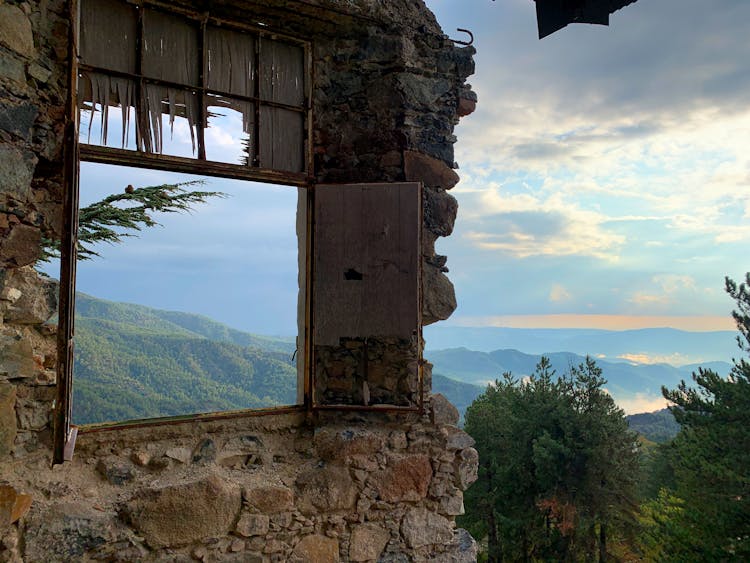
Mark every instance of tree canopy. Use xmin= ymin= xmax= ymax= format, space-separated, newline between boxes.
xmin=41 ymin=180 xmax=223 ymax=261
xmin=460 ymin=356 xmax=640 ymax=562
xmin=645 ymin=274 xmax=750 ymax=560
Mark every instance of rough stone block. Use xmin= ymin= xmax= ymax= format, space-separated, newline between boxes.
xmin=0 ymin=3 xmax=35 ymax=57
xmin=243 ymin=485 xmax=294 ymax=514
xmin=126 ymin=475 xmax=241 ymax=548
xmin=2 ymin=267 xmax=57 ymax=323
xmin=0 ymin=224 xmax=41 ymax=268
xmin=290 ymin=535 xmax=339 ymax=563
xmin=314 ymin=428 xmax=384 ymax=461
xmin=0 ymin=146 xmax=37 ymax=203
xmin=422 ymin=265 xmax=457 ymax=325
xmin=0 ymin=484 xmax=31 ymax=528
xmin=373 ymin=454 xmax=432 ymax=502
xmin=404 ymin=151 xmax=459 ymax=190
xmin=439 ymin=487 xmax=464 ymax=516
xmin=235 ymin=513 xmax=269 ymax=537
xmin=295 ymin=465 xmax=357 ymax=515
xmin=349 ymin=523 xmax=390 ymax=562
xmin=23 ymin=501 xmax=116 ymax=562
xmin=0 ymin=383 xmax=17 ymax=457
xmin=400 ymin=507 xmax=453 ymax=549
xmin=455 ymin=447 xmax=479 ymax=490
xmin=430 ymin=393 xmax=460 ymax=426
xmin=424 ymin=188 xmax=458 ymax=237
xmin=441 ymin=426 xmax=475 ymax=451
xmin=0 ymin=101 xmax=37 ymax=141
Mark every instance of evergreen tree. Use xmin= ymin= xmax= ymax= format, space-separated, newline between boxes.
xmin=41 ymin=180 xmax=223 ymax=261
xmin=460 ymin=357 xmax=640 ymax=562
xmin=654 ymin=274 xmax=750 ymax=560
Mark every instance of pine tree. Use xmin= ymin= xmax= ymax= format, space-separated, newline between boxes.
xmin=656 ymin=274 xmax=750 ymax=560
xmin=41 ymin=180 xmax=223 ymax=261
xmin=460 ymin=357 xmax=640 ymax=562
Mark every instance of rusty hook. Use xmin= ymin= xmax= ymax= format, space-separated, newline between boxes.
xmin=451 ymin=28 xmax=474 ymax=46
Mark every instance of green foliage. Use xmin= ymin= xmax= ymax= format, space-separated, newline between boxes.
xmin=41 ymin=181 xmax=224 ymax=261
xmin=626 ymin=408 xmax=681 ymax=443
xmin=651 ymin=274 xmax=750 ymax=560
xmin=71 ymin=295 xmax=297 ymax=425
xmin=460 ymin=357 xmax=640 ymax=562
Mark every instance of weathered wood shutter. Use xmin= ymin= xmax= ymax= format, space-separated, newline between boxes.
xmin=312 ymin=183 xmax=422 ymax=409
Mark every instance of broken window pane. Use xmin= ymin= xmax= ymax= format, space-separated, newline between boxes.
xmin=80 ymin=0 xmax=137 ymax=73
xmin=259 ymin=107 xmax=304 ymax=172
xmin=78 ymin=72 xmax=137 ymax=148
xmin=205 ymin=95 xmax=254 ymax=165
xmin=206 ymin=27 xmax=256 ymax=98
xmin=142 ymin=85 xmax=200 ymax=155
xmin=260 ymin=38 xmax=305 ymax=106
xmin=143 ymin=8 xmax=200 ymax=86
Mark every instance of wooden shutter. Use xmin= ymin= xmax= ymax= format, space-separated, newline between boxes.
xmin=312 ymin=183 xmax=422 ymax=408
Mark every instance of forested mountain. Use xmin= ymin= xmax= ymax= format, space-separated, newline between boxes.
xmin=626 ymin=408 xmax=680 ymax=443
xmin=73 ymin=294 xmax=297 ymax=425
xmin=427 ymin=346 xmax=732 ymax=402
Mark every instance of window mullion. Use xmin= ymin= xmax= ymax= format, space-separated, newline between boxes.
xmin=135 ymin=3 xmax=148 ymax=152
xmin=253 ymin=34 xmax=261 ymax=167
xmin=197 ymin=16 xmax=207 ymax=160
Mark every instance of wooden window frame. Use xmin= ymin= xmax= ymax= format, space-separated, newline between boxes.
xmin=54 ymin=0 xmax=314 ymax=464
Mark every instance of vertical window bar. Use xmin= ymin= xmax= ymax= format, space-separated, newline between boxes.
xmin=197 ymin=15 xmax=207 ymax=160
xmin=135 ymin=3 xmax=148 ymax=152
xmin=253 ymin=33 xmax=261 ymax=167
xmin=55 ymin=0 xmax=82 ymax=464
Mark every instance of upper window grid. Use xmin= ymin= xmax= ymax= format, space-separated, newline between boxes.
xmin=77 ymin=0 xmax=309 ymax=175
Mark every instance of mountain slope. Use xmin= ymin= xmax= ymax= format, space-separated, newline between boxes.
xmin=427 ymin=347 xmax=732 ymax=403
xmin=73 ymin=295 xmax=298 ymax=425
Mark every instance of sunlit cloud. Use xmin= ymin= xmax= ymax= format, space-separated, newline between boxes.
xmin=615 ymin=393 xmax=670 ymax=415
xmin=618 ymin=352 xmax=704 ymax=366
xmin=451 ymin=314 xmax=735 ymax=332
xmin=549 ymin=284 xmax=572 ymax=303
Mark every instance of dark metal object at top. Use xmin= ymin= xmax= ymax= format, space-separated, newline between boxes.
xmin=533 ymin=0 xmax=639 ymax=39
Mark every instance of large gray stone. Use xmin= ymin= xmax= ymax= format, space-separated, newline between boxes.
xmin=404 ymin=151 xmax=459 ymax=190
xmin=0 ymin=383 xmax=16 ymax=457
xmin=314 ymin=428 xmax=384 ymax=461
xmin=0 ymin=224 xmax=41 ymax=268
xmin=349 ymin=523 xmax=390 ymax=562
xmin=0 ymin=146 xmax=37 ymax=203
xmin=0 ymin=3 xmax=34 ymax=57
xmin=23 ymin=502 xmax=115 ymax=562
xmin=0 ymin=101 xmax=37 ymax=141
xmin=431 ymin=393 xmax=459 ymax=426
xmin=2 ymin=267 xmax=57 ymax=323
xmin=455 ymin=447 xmax=479 ymax=490
xmin=0 ymin=335 xmax=36 ymax=380
xmin=400 ymin=507 xmax=453 ymax=549
xmin=295 ymin=465 xmax=358 ymax=515
xmin=422 ymin=265 xmax=457 ymax=325
xmin=126 ymin=475 xmax=241 ymax=548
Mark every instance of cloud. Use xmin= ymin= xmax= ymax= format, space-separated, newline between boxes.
xmin=613 ymin=393 xmax=670 ymax=415
xmin=617 ymin=352 xmax=704 ymax=366
xmin=549 ymin=284 xmax=572 ymax=303
xmin=450 ymin=314 xmax=735 ymax=331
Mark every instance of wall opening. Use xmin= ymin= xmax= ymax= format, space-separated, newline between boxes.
xmin=55 ymin=162 xmax=305 ymax=426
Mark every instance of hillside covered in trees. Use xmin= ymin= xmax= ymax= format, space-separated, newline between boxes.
xmin=73 ymin=294 xmax=297 ymax=424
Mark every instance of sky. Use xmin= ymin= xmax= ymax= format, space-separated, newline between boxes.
xmin=49 ymin=0 xmax=750 ymax=344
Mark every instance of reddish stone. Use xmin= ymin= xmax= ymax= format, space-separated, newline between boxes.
xmin=457 ymin=97 xmax=477 ymax=117
xmin=404 ymin=151 xmax=459 ymax=190
xmin=374 ymin=454 xmax=432 ymax=502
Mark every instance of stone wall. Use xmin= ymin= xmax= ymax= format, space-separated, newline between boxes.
xmin=0 ymin=0 xmax=478 ymax=560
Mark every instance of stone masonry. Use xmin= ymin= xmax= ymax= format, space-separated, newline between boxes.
xmin=0 ymin=0 xmax=478 ymax=560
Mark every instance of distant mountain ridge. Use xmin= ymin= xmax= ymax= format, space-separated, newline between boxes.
xmin=424 ymin=325 xmax=737 ymax=363
xmin=426 ymin=347 xmax=732 ymax=413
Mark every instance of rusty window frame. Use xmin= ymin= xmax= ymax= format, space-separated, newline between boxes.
xmin=54 ymin=0 xmax=314 ymax=464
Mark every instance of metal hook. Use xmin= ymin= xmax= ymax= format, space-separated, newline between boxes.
xmin=450 ymin=28 xmax=474 ymax=46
